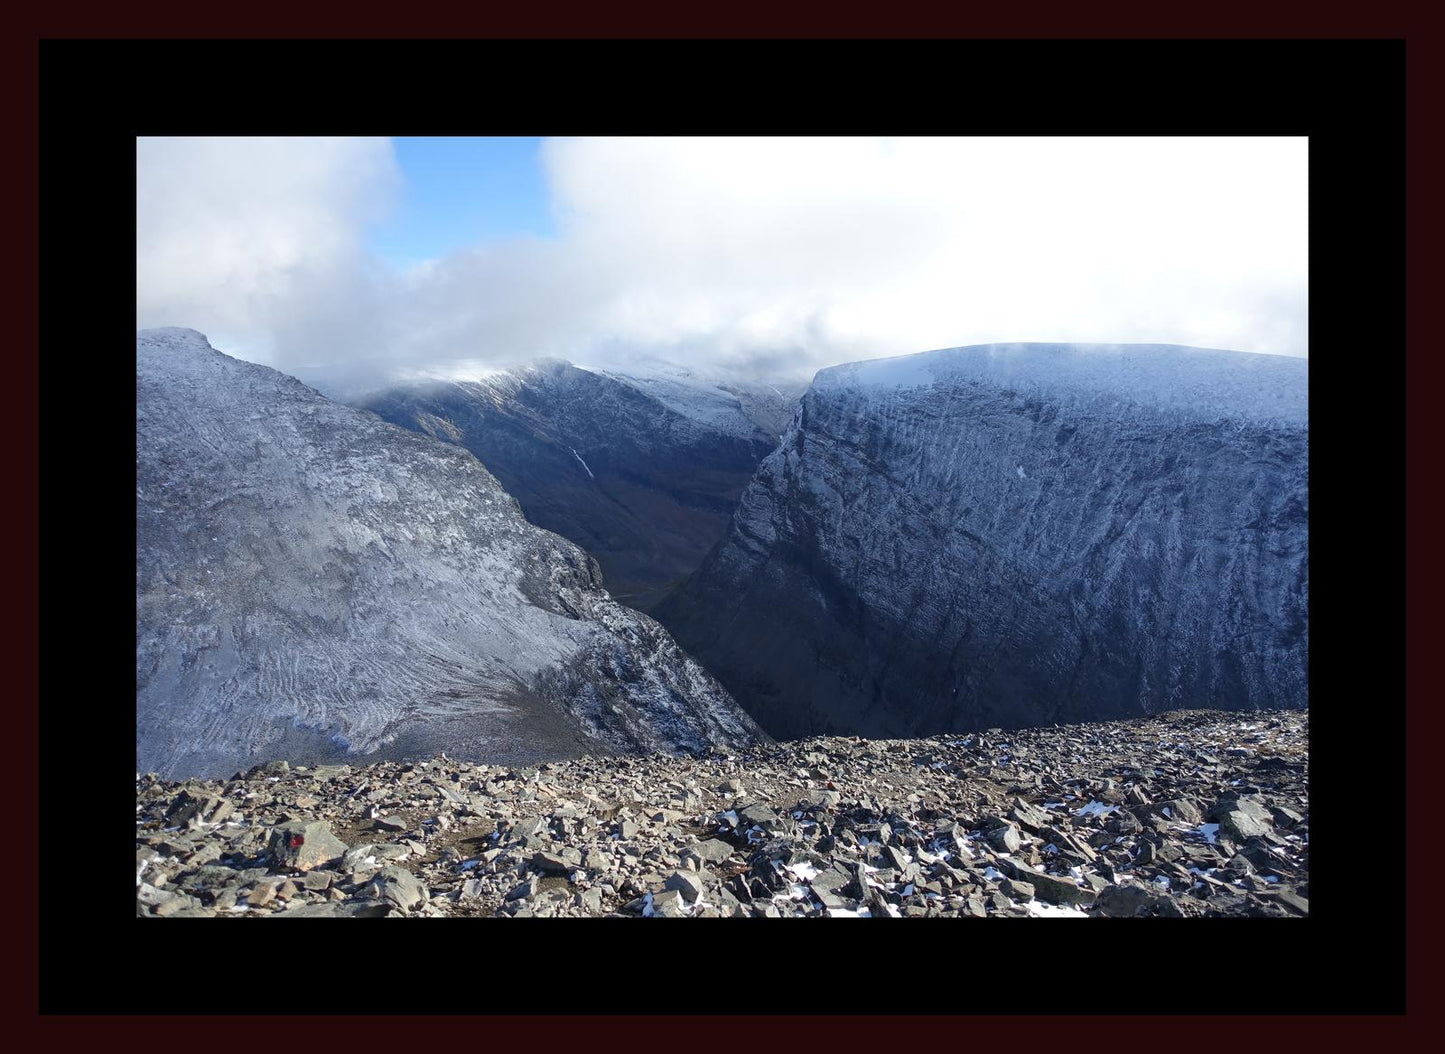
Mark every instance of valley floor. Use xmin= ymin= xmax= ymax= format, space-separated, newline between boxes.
xmin=135 ymin=708 xmax=1307 ymax=918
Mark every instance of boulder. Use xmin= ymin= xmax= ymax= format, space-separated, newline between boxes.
xmin=365 ymin=866 xmax=428 ymax=912
xmin=269 ymin=820 xmax=348 ymax=872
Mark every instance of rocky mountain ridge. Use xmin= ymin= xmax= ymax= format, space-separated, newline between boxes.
xmin=357 ymin=360 xmax=797 ymax=610
xmin=136 ymin=329 xmax=766 ymax=778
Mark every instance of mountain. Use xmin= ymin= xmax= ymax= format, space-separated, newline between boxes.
xmin=655 ymin=343 xmax=1309 ymax=740
xmin=581 ymin=359 xmax=804 ymax=442
xmin=355 ymin=361 xmax=803 ymax=611
xmin=136 ymin=329 xmax=767 ymax=778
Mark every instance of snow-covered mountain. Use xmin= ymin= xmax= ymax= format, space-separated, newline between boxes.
xmin=136 ymin=329 xmax=767 ymax=778
xmin=578 ymin=359 xmax=805 ymax=442
xmin=656 ymin=343 xmax=1309 ymax=740
xmin=355 ymin=361 xmax=804 ymax=610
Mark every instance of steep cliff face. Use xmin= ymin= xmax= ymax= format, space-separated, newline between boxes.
xmin=136 ymin=329 xmax=766 ymax=778
xmin=358 ymin=361 xmax=794 ymax=610
xmin=655 ymin=343 xmax=1308 ymax=740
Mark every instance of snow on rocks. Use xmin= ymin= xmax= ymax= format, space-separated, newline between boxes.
xmin=1025 ymin=900 xmax=1090 ymax=918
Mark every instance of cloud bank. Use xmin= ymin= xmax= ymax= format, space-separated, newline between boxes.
xmin=137 ymin=136 xmax=1308 ymax=383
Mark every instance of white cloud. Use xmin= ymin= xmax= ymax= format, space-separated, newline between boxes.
xmin=135 ymin=136 xmax=401 ymax=361
xmin=136 ymin=136 xmax=1307 ymax=383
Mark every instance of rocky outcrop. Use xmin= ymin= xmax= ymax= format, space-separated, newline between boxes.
xmin=134 ymin=708 xmax=1309 ymax=918
xmin=656 ymin=343 xmax=1308 ymax=740
xmin=136 ymin=329 xmax=766 ymax=778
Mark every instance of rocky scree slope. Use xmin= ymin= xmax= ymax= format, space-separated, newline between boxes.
xmin=657 ymin=343 xmax=1308 ymax=740
xmin=357 ymin=361 xmax=793 ymax=611
xmin=136 ymin=329 xmax=766 ymax=779
xmin=135 ymin=709 xmax=1307 ymax=919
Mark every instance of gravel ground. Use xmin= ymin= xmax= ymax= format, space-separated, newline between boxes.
xmin=135 ymin=708 xmax=1307 ymax=919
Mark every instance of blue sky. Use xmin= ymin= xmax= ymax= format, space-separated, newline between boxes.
xmin=368 ymin=137 xmax=555 ymax=270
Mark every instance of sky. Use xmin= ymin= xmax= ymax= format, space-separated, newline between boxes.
xmin=136 ymin=136 xmax=1308 ymax=385
xmin=368 ymin=138 xmax=555 ymax=271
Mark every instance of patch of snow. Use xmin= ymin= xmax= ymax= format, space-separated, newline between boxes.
xmin=568 ymin=447 xmax=595 ymax=480
xmin=1026 ymin=900 xmax=1089 ymax=918
xmin=786 ymin=861 xmax=819 ymax=882
xmin=771 ymin=883 xmax=809 ymax=903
